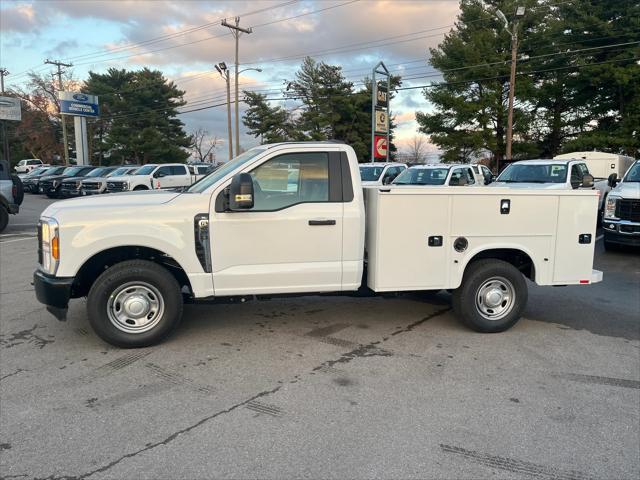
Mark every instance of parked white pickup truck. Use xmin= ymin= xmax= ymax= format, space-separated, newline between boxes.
xmin=359 ymin=162 xmax=407 ymax=186
xmin=602 ymin=160 xmax=640 ymax=249
xmin=106 ymin=163 xmax=192 ymax=192
xmin=492 ymin=159 xmax=608 ymax=212
xmin=34 ymin=142 xmax=602 ymax=347
xmin=392 ymin=163 xmax=490 ymax=186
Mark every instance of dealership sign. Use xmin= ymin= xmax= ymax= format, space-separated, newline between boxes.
xmin=60 ymin=92 xmax=100 ymax=117
xmin=0 ymin=96 xmax=21 ymax=121
xmin=374 ymin=109 xmax=388 ymax=133
xmin=374 ymin=135 xmax=388 ymax=159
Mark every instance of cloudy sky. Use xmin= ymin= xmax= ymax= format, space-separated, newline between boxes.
xmin=1 ymin=0 xmax=461 ymax=160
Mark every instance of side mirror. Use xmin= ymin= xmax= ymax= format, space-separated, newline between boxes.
xmin=607 ymin=173 xmax=618 ymax=188
xmin=581 ymin=174 xmax=594 ymax=189
xmin=382 ymin=175 xmax=393 ymax=185
xmin=229 ymin=173 xmax=254 ymax=210
xmin=449 ymin=177 xmax=461 ymax=186
xmin=154 ymin=171 xmax=166 ymax=178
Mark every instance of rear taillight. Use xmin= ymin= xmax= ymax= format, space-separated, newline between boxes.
xmin=12 ymin=185 xmax=17 ymax=198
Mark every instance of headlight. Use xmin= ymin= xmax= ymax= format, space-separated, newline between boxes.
xmin=39 ymin=217 xmax=60 ymax=275
xmin=53 ymin=180 xmax=60 ymax=188
xmin=124 ymin=181 xmax=130 ymax=190
xmin=604 ymin=197 xmax=618 ymax=219
xmin=75 ymin=181 xmax=82 ymax=188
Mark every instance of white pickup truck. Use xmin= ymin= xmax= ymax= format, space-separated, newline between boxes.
xmin=492 ymin=159 xmax=608 ymax=213
xmin=392 ymin=163 xmax=491 ymax=187
xmin=602 ymin=160 xmax=640 ymax=249
xmin=34 ymin=142 xmax=602 ymax=348
xmin=105 ymin=163 xmax=193 ymax=192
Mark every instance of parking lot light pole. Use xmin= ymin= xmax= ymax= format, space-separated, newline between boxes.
xmin=215 ymin=63 xmax=233 ymax=161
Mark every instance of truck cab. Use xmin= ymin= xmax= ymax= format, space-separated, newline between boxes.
xmin=603 ymin=160 xmax=640 ymax=249
xmin=106 ymin=163 xmax=192 ymax=192
xmin=33 ymin=142 xmax=601 ymax=348
xmin=492 ymin=159 xmax=608 ymax=210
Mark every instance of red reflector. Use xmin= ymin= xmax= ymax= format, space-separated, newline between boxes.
xmin=579 ymin=280 xmax=589 ymax=284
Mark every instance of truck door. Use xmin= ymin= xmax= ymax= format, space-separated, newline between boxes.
xmin=211 ymin=151 xmax=344 ymax=296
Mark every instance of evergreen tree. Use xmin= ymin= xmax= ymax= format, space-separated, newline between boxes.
xmin=84 ymin=68 xmax=191 ymax=164
xmin=243 ymin=92 xmax=297 ymax=143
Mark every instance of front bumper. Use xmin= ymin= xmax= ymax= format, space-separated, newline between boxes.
xmin=33 ymin=270 xmax=74 ymax=320
xmin=603 ymin=219 xmax=640 ymax=246
xmin=60 ymin=187 xmax=82 ymax=197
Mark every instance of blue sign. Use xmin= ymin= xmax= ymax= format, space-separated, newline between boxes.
xmin=60 ymin=91 xmax=99 ymax=117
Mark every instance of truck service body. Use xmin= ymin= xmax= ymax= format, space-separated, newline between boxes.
xmin=33 ymin=142 xmax=602 ymax=347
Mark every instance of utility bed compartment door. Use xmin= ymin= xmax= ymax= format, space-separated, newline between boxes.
xmin=552 ymin=195 xmax=598 ymax=284
xmin=366 ymin=189 xmax=450 ymax=291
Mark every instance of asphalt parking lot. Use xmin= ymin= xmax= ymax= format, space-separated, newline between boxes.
xmin=1 ymin=195 xmax=639 ymax=480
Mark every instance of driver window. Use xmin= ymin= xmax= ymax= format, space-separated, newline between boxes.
xmin=156 ymin=166 xmax=172 ymax=176
xmin=466 ymin=167 xmax=476 ymax=185
xmin=249 ymin=152 xmax=329 ymax=211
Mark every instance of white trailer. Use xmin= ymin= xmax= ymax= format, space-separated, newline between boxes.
xmin=554 ymin=151 xmax=635 ymax=180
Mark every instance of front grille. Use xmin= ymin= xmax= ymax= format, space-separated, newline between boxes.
xmin=107 ymin=181 xmax=127 ymax=192
xmin=616 ymin=199 xmax=640 ymax=222
xmin=40 ymin=180 xmax=53 ymax=191
xmin=37 ymin=222 xmax=43 ymax=265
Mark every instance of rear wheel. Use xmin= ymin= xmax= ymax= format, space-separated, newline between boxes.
xmin=10 ymin=175 xmax=24 ymax=205
xmin=133 ymin=185 xmax=148 ymax=191
xmin=452 ymin=259 xmax=527 ymax=333
xmin=87 ymin=260 xmax=183 ymax=347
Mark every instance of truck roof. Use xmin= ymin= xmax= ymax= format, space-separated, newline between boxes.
xmin=409 ymin=163 xmax=469 ymax=169
xmin=360 ymin=162 xmax=406 ymax=167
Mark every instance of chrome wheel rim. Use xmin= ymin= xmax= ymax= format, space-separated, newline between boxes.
xmin=475 ymin=276 xmax=515 ymax=321
xmin=107 ymin=282 xmax=164 ymax=334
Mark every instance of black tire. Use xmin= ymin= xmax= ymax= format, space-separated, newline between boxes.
xmin=452 ymin=259 xmax=528 ymax=333
xmin=10 ymin=175 xmax=24 ymax=205
xmin=133 ymin=185 xmax=149 ymax=191
xmin=0 ymin=207 xmax=8 ymax=233
xmin=87 ymin=260 xmax=183 ymax=348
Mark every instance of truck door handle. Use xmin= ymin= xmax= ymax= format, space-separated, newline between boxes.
xmin=308 ymin=219 xmax=336 ymax=226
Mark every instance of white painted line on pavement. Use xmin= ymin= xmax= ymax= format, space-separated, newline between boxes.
xmin=0 ymin=237 xmax=38 ymax=244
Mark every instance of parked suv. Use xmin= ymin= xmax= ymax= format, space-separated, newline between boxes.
xmin=106 ymin=163 xmax=192 ymax=192
xmin=603 ymin=160 xmax=640 ymax=249
xmin=22 ymin=166 xmax=68 ymax=193
xmin=0 ymin=160 xmax=24 ymax=233
xmin=81 ymin=166 xmax=139 ymax=195
xmin=14 ymin=158 xmax=43 ymax=174
xmin=39 ymin=165 xmax=95 ymax=198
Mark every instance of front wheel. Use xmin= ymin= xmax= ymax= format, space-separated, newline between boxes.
xmin=452 ymin=259 xmax=528 ymax=333
xmin=87 ymin=260 xmax=183 ymax=347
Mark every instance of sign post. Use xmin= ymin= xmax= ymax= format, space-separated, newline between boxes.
xmin=371 ymin=61 xmax=390 ymax=163
xmin=0 ymin=96 xmax=21 ymax=163
xmin=60 ymin=92 xmax=99 ymax=166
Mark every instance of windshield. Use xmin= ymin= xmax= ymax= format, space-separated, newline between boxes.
xmin=393 ymin=167 xmax=449 ymax=185
xmin=63 ymin=166 xmax=85 ymax=176
xmin=188 ymin=148 xmax=265 ymax=193
xmin=134 ymin=165 xmax=157 ymax=175
xmin=359 ymin=166 xmax=384 ymax=182
xmin=108 ymin=167 xmax=131 ymax=177
xmin=623 ymin=162 xmax=640 ymax=182
xmin=86 ymin=168 xmax=108 ymax=177
xmin=26 ymin=167 xmax=47 ymax=176
xmin=497 ymin=164 xmax=567 ymax=183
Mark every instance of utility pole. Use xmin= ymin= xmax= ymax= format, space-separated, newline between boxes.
xmin=45 ymin=59 xmax=73 ymax=164
xmin=496 ymin=6 xmax=525 ymax=172
xmin=215 ymin=62 xmax=233 ymax=160
xmin=222 ymin=17 xmax=252 ymax=157
xmin=0 ymin=68 xmax=9 ymax=163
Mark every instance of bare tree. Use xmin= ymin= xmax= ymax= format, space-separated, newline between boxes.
xmin=406 ymin=135 xmax=429 ymax=163
xmin=190 ymin=128 xmax=220 ymax=162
